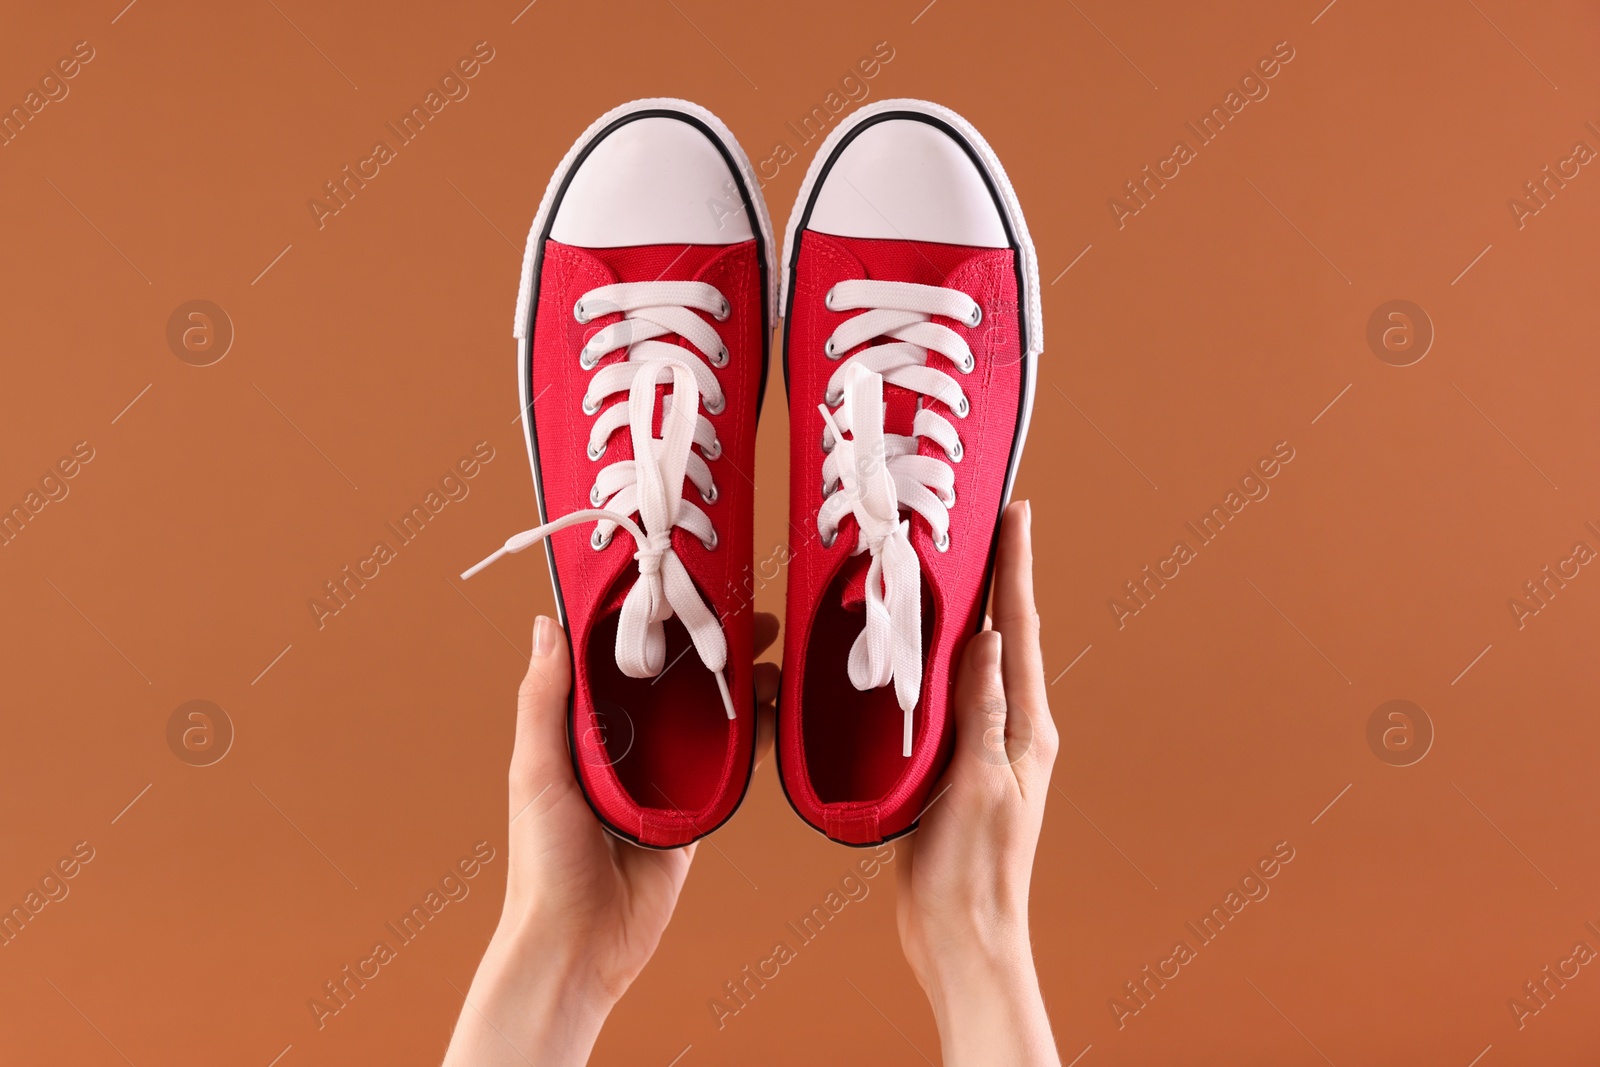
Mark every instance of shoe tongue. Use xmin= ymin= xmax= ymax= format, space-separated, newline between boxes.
xmin=828 ymin=234 xmax=989 ymax=440
xmin=839 ymin=555 xmax=871 ymax=612
xmin=580 ymin=242 xmax=731 ymax=281
xmin=569 ymin=241 xmax=759 ymax=610
xmin=824 ymin=235 xmax=983 ymax=612
xmin=564 ymin=240 xmax=737 ymax=448
xmin=831 ymin=234 xmax=986 ymax=285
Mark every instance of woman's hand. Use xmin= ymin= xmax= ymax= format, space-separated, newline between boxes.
xmin=896 ymin=501 xmax=1062 ymax=1066
xmin=441 ymin=611 xmax=779 ymax=1066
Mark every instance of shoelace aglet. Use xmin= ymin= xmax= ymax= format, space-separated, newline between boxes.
xmin=715 ymin=670 xmax=735 ymax=720
xmin=461 ymin=546 xmax=509 ymax=581
xmin=462 ymin=527 xmax=546 ymax=580
xmin=461 ymin=510 xmax=649 ymax=582
xmin=903 ymin=708 xmax=912 ymax=758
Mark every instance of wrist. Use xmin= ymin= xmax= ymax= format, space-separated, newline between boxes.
xmin=906 ymin=895 xmax=1032 ymax=995
xmin=488 ymin=910 xmax=621 ymax=1012
xmin=912 ymin=923 xmax=1059 ymax=1067
xmin=918 ymin=926 xmax=1037 ymax=1011
xmin=442 ymin=919 xmax=616 ymax=1067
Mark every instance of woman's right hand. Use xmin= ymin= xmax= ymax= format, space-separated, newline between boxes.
xmin=895 ymin=500 xmax=1062 ymax=1066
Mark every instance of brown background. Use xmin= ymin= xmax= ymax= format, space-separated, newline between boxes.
xmin=3 ymin=0 xmax=1598 ymax=1063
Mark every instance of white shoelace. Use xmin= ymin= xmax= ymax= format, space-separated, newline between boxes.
xmin=814 ymin=279 xmax=979 ymax=755
xmin=464 ymin=280 xmax=736 ymax=720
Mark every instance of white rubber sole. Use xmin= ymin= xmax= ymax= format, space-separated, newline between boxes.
xmin=778 ymin=97 xmax=1043 ymax=510
xmin=509 ymin=98 xmax=778 ymax=624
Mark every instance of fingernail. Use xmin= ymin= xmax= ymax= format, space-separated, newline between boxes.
xmin=533 ymin=615 xmax=556 ymax=657
xmin=1021 ymin=498 xmax=1032 ymax=531
xmin=976 ymin=630 xmax=1003 ymax=678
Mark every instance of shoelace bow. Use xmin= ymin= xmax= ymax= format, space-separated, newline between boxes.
xmin=815 ymin=279 xmax=979 ymax=756
xmin=464 ymin=280 xmax=736 ymax=719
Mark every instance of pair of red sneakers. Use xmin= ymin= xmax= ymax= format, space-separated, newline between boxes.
xmin=464 ymin=98 xmax=1042 ymax=848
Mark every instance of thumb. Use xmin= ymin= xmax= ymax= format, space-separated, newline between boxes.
xmin=509 ymin=615 xmax=572 ymax=814
xmin=949 ymin=629 xmax=1013 ymax=778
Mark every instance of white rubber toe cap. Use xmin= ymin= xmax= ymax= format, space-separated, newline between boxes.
xmin=548 ymin=115 xmax=753 ymax=247
xmin=806 ymin=118 xmax=1008 ymax=248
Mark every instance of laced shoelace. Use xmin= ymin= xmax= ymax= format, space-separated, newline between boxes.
xmin=463 ymin=280 xmax=736 ymax=720
xmin=814 ymin=279 xmax=980 ymax=756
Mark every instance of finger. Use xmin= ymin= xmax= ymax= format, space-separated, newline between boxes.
xmin=509 ymin=615 xmax=573 ymax=813
xmin=752 ymin=694 xmax=776 ymax=771
xmin=753 ymin=660 xmax=778 ymax=769
xmin=949 ymin=629 xmax=1014 ymax=787
xmin=754 ymin=661 xmax=780 ymax=705
xmin=753 ymin=611 xmax=781 ymax=658
xmin=990 ymin=501 xmax=1054 ymax=757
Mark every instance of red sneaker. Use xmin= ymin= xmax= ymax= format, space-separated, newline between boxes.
xmin=464 ymin=99 xmax=774 ymax=849
xmin=777 ymin=100 xmax=1043 ymax=845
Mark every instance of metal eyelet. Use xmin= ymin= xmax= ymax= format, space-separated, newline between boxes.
xmin=967 ymin=305 xmax=983 ymax=328
xmin=701 ymin=482 xmax=718 ymax=505
xmin=701 ymin=529 xmax=719 ymax=551
xmin=959 ymin=354 xmax=975 ymax=374
xmin=705 ymin=394 xmax=726 ymax=415
xmin=825 ymin=388 xmax=842 ymax=407
xmin=590 ymin=484 xmax=604 ymax=506
xmin=824 ymin=286 xmax=839 ymax=310
xmin=933 ymin=530 xmax=950 ymax=552
xmin=821 ymin=477 xmax=832 ymax=498
xmin=573 ymin=299 xmax=588 ymax=323
xmin=939 ymin=487 xmax=956 ymax=508
xmin=953 ymin=395 xmax=970 ymax=418
xmin=710 ymin=345 xmax=729 ymax=368
xmin=820 ymin=530 xmax=837 ymax=549
xmin=820 ymin=427 xmax=834 ymax=453
xmin=948 ymin=438 xmax=963 ymax=462
xmin=582 ymin=395 xmax=601 ymax=416
xmin=591 ymin=528 xmax=611 ymax=551
xmin=579 ymin=347 xmax=600 ymax=371
xmin=714 ymin=297 xmax=730 ymax=321
xmin=704 ymin=438 xmax=723 ymax=460
xmin=587 ymin=441 xmax=605 ymax=461
xmin=824 ymin=338 xmax=841 ymax=359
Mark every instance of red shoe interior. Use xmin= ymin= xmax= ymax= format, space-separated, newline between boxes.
xmin=585 ymin=608 xmax=726 ymax=815
xmin=800 ymin=567 xmax=935 ymax=804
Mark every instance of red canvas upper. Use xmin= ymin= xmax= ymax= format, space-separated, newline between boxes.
xmin=530 ymin=238 xmax=762 ymax=847
xmin=781 ymin=231 xmax=1024 ymax=845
